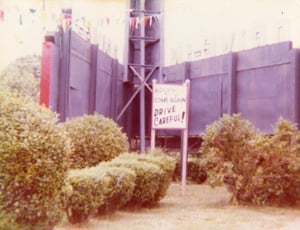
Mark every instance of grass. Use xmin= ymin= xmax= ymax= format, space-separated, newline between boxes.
xmin=55 ymin=183 xmax=300 ymax=230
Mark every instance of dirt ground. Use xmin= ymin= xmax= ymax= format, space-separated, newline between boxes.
xmin=55 ymin=183 xmax=300 ymax=230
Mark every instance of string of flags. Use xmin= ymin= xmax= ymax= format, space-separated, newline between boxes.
xmin=129 ymin=15 xmax=158 ymax=29
xmin=0 ymin=3 xmax=160 ymax=60
xmin=0 ymin=5 xmax=65 ymax=27
xmin=0 ymin=4 xmax=160 ymax=34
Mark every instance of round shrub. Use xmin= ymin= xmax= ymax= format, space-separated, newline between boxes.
xmin=0 ymin=93 xmax=71 ymax=229
xmin=63 ymin=113 xmax=129 ymax=169
xmin=64 ymin=164 xmax=136 ymax=223
xmin=65 ymin=176 xmax=99 ymax=224
xmin=64 ymin=171 xmax=106 ymax=224
xmin=109 ymin=153 xmax=162 ymax=207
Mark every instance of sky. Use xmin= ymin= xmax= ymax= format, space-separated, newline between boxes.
xmin=0 ymin=0 xmax=300 ymax=70
xmin=164 ymin=0 xmax=300 ymax=64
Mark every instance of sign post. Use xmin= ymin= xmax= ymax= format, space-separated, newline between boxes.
xmin=151 ymin=79 xmax=190 ymax=195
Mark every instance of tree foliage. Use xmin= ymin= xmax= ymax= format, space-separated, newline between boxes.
xmin=0 ymin=55 xmax=41 ymax=102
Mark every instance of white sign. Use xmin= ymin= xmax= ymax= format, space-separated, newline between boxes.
xmin=152 ymin=80 xmax=190 ymax=130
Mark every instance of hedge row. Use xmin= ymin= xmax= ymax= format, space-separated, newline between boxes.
xmin=64 ymin=150 xmax=176 ymax=223
xmin=115 ymin=150 xmax=176 ymax=203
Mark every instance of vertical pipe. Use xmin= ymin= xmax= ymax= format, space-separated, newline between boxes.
xmin=140 ymin=0 xmax=146 ymax=154
xmin=150 ymin=79 xmax=157 ymax=151
xmin=181 ymin=128 xmax=188 ymax=196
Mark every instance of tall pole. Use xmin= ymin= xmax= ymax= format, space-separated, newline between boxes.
xmin=140 ymin=0 xmax=146 ymax=154
xmin=159 ymin=0 xmax=164 ymax=83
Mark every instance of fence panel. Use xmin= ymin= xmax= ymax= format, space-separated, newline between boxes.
xmin=155 ymin=41 xmax=299 ymax=135
xmin=188 ymin=54 xmax=229 ymax=135
xmin=235 ymin=41 xmax=297 ymax=133
xmin=95 ymin=50 xmax=113 ymax=117
xmin=69 ymin=32 xmax=92 ymax=118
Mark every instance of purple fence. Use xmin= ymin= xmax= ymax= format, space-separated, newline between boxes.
xmin=42 ymin=29 xmax=300 ymax=147
xmin=163 ymin=41 xmax=300 ymax=135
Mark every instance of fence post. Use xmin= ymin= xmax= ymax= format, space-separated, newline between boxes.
xmin=290 ymin=49 xmax=300 ymax=126
xmin=110 ymin=59 xmax=118 ymax=120
xmin=227 ymin=52 xmax=237 ymax=115
xmin=58 ymin=27 xmax=71 ymax=122
xmin=89 ymin=44 xmax=98 ymax=114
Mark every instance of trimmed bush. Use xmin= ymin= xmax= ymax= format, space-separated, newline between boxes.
xmin=63 ymin=113 xmax=129 ymax=169
xmin=118 ymin=149 xmax=176 ymax=203
xmin=64 ymin=173 xmax=103 ymax=224
xmin=144 ymin=149 xmax=176 ymax=202
xmin=64 ymin=164 xmax=136 ymax=223
xmin=200 ymin=114 xmax=300 ymax=206
xmin=109 ymin=153 xmax=162 ymax=207
xmin=64 ymin=167 xmax=110 ymax=224
xmin=0 ymin=93 xmax=71 ymax=229
xmin=96 ymin=164 xmax=136 ymax=214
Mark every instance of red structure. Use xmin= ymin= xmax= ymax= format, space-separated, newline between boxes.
xmin=39 ymin=41 xmax=53 ymax=107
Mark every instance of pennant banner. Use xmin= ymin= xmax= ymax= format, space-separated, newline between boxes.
xmin=129 ymin=15 xmax=158 ymax=32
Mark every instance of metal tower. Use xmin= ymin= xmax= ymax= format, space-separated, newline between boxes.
xmin=118 ymin=0 xmax=164 ymax=153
